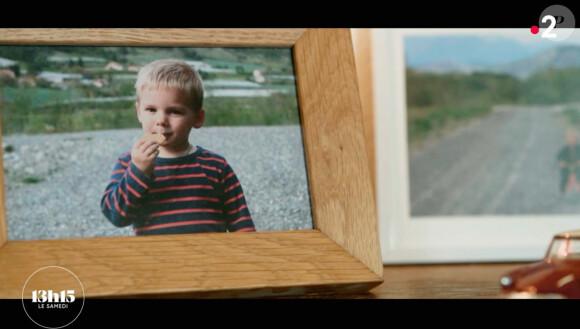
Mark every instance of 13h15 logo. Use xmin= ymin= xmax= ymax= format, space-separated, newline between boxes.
xmin=31 ymin=290 xmax=76 ymax=307
xmin=22 ymin=266 xmax=85 ymax=329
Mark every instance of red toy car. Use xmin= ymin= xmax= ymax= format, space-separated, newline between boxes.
xmin=500 ymin=230 xmax=580 ymax=299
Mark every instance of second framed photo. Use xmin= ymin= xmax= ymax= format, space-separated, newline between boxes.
xmin=368 ymin=28 xmax=580 ymax=263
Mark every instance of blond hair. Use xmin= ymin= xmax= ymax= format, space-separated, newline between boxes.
xmin=135 ymin=59 xmax=204 ymax=111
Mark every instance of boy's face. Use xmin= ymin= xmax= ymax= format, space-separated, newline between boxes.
xmin=567 ymin=132 xmax=578 ymax=146
xmin=136 ymin=87 xmax=204 ymax=153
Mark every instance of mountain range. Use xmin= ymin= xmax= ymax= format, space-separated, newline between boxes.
xmin=405 ymin=35 xmax=580 ymax=79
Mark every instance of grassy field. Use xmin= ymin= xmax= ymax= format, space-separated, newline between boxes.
xmin=0 ymin=87 xmax=300 ymax=135
xmin=405 ymin=68 xmax=580 ymax=146
xmin=407 ymin=104 xmax=492 ymax=144
xmin=0 ymin=45 xmax=299 ymax=135
xmin=405 ymin=69 xmax=520 ymax=145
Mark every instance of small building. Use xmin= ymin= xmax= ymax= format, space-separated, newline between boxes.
xmin=253 ymin=69 xmax=266 ymax=83
xmin=0 ymin=69 xmax=15 ymax=79
xmin=81 ymin=78 xmax=107 ymax=88
xmin=127 ymin=65 xmax=140 ymax=72
xmin=37 ymin=72 xmax=83 ymax=88
xmin=105 ymin=61 xmax=124 ymax=71
xmin=0 ymin=57 xmax=17 ymax=68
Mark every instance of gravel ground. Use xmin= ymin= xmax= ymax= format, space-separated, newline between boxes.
xmin=2 ymin=125 xmax=313 ymax=240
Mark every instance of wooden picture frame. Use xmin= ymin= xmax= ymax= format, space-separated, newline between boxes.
xmin=0 ymin=29 xmax=383 ymax=298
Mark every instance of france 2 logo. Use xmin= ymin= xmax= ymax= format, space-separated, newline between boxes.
xmin=532 ymin=4 xmax=576 ymax=41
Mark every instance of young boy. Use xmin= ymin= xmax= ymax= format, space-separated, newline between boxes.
xmin=101 ymin=59 xmax=255 ymax=235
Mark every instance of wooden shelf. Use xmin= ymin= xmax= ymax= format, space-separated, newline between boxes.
xmin=292 ymin=263 xmax=528 ymax=298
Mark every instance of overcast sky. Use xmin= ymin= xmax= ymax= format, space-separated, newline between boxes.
xmin=398 ymin=28 xmax=580 ymax=46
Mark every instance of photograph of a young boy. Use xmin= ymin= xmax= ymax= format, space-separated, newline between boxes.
xmin=101 ymin=59 xmax=256 ymax=235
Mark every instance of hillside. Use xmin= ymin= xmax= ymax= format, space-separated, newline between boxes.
xmin=492 ymin=45 xmax=580 ymax=79
xmin=406 ymin=34 xmax=580 ymax=80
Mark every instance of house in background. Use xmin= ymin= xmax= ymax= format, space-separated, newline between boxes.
xmin=0 ymin=69 xmax=15 ymax=79
xmin=0 ymin=68 xmax=16 ymax=86
xmin=81 ymin=77 xmax=107 ymax=88
xmin=104 ymin=61 xmax=124 ymax=71
xmin=253 ymin=69 xmax=265 ymax=83
xmin=37 ymin=71 xmax=83 ymax=89
xmin=0 ymin=57 xmax=17 ymax=68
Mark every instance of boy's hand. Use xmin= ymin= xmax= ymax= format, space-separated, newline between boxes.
xmin=131 ymin=140 xmax=159 ymax=178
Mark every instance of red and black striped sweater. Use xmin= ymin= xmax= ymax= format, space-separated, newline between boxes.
xmin=101 ymin=146 xmax=256 ymax=235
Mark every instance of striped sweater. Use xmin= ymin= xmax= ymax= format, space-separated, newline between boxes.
xmin=101 ymin=146 xmax=256 ymax=235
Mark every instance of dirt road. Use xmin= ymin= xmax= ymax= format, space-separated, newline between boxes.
xmin=409 ymin=104 xmax=580 ymax=216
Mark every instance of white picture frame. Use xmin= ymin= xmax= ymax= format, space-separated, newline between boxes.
xmin=370 ymin=28 xmax=580 ymax=264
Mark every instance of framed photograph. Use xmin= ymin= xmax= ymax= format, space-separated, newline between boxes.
xmin=363 ymin=28 xmax=580 ymax=264
xmin=0 ymin=29 xmax=383 ymax=298
xmin=0 ymin=42 xmax=310 ymax=240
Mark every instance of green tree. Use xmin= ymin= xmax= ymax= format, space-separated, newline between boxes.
xmin=28 ymin=55 xmax=48 ymax=74
xmin=183 ymin=48 xmax=201 ymax=60
xmin=522 ymin=68 xmax=580 ymax=104
xmin=9 ymin=64 xmax=20 ymax=77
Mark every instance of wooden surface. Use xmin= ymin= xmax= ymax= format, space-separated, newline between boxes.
xmin=0 ymin=231 xmax=381 ymax=299
xmin=292 ymin=263 xmax=526 ymax=299
xmin=352 ymin=29 xmax=376 ymax=196
xmin=0 ymin=121 xmax=5 ymax=247
xmin=0 ymin=28 xmax=306 ymax=46
xmin=0 ymin=28 xmax=383 ymax=298
xmin=294 ymin=29 xmax=383 ymax=278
